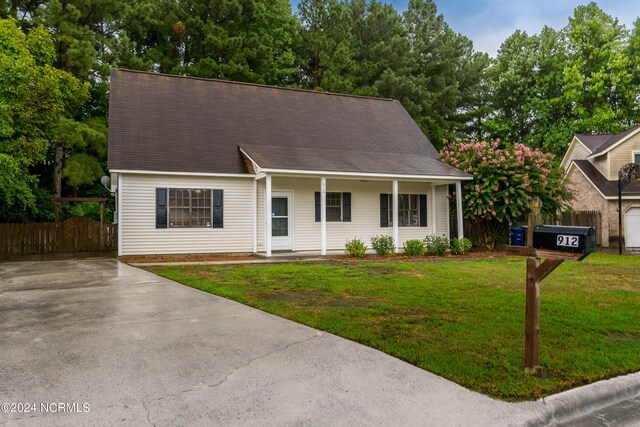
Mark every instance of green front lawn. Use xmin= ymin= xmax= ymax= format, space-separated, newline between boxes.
xmin=145 ymin=253 xmax=640 ymax=401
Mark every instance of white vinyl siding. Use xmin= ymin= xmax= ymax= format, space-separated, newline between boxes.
xmin=593 ymin=155 xmax=608 ymax=177
xmin=120 ymin=173 xmax=455 ymax=255
xmin=257 ymin=177 xmax=448 ymax=252
xmin=120 ymin=174 xmax=253 ymax=255
xmin=435 ymin=185 xmax=450 ymax=237
xmin=608 ymin=132 xmax=640 ymax=179
xmin=562 ymin=140 xmax=591 ymax=170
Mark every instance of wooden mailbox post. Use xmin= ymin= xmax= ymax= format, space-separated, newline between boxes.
xmin=506 ymin=197 xmax=592 ymax=377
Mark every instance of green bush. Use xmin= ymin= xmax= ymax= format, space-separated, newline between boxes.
xmin=424 ymin=235 xmax=449 ymax=256
xmin=345 ymin=238 xmax=367 ymax=258
xmin=370 ymin=235 xmax=395 ymax=256
xmin=450 ymin=237 xmax=473 ymax=255
xmin=403 ymin=239 xmax=425 ymax=256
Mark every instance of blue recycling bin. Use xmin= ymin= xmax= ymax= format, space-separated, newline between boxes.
xmin=510 ymin=227 xmax=526 ymax=246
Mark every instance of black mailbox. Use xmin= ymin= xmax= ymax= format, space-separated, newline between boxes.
xmin=532 ymin=225 xmax=596 ymax=254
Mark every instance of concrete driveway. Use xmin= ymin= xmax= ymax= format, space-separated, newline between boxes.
xmin=0 ymin=259 xmax=539 ymax=426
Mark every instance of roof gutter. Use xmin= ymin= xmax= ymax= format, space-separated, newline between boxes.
xmin=256 ymin=168 xmax=473 ymax=181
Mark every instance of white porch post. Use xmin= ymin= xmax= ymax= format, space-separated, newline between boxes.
xmin=392 ymin=179 xmax=399 ymax=252
xmin=456 ymin=180 xmax=464 ymax=240
xmin=320 ymin=177 xmax=327 ymax=255
xmin=117 ymin=173 xmax=122 ymax=257
xmin=431 ymin=184 xmax=437 ymax=235
xmin=252 ymin=179 xmax=257 ymax=254
xmin=265 ymin=175 xmax=272 ymax=257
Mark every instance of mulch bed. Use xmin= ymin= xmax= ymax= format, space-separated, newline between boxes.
xmin=119 ymin=254 xmax=258 ymax=264
xmin=120 ymin=249 xmax=510 ymax=264
xmin=331 ymin=249 xmax=508 ymax=262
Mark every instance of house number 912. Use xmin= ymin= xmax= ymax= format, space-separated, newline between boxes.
xmin=556 ymin=235 xmax=579 ymax=247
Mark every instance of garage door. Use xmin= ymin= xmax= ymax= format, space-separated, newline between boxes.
xmin=625 ymin=207 xmax=640 ymax=248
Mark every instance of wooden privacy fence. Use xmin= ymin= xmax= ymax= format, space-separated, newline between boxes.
xmin=0 ymin=216 xmax=116 ymax=256
xmin=452 ymin=210 xmax=602 ymax=246
xmin=559 ymin=210 xmax=602 ymax=245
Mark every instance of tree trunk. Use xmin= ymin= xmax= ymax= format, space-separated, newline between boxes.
xmin=54 ymin=141 xmax=63 ymax=198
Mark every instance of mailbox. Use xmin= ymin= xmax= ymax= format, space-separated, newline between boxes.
xmin=532 ymin=225 xmax=596 ymax=254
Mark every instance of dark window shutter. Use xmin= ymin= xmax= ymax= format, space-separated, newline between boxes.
xmin=342 ymin=192 xmax=351 ymax=222
xmin=380 ymin=194 xmax=389 ymax=227
xmin=156 ymin=188 xmax=167 ymax=228
xmin=419 ymin=194 xmax=427 ymax=227
xmin=315 ymin=192 xmax=321 ymax=222
xmin=212 ymin=189 xmax=223 ymax=228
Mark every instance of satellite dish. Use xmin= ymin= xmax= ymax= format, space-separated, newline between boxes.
xmin=100 ymin=175 xmax=111 ymax=191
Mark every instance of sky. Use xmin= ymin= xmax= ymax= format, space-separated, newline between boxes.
xmin=289 ymin=1 xmax=640 ymax=57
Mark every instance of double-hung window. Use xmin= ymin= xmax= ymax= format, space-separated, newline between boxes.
xmin=315 ymin=192 xmax=351 ymax=222
xmin=380 ymin=193 xmax=427 ymax=227
xmin=156 ymin=188 xmax=223 ymax=228
xmin=393 ymin=194 xmax=420 ymax=226
xmin=169 ymin=188 xmax=212 ymax=228
xmin=634 ymin=152 xmax=640 ymax=165
xmin=326 ymin=192 xmax=342 ymax=221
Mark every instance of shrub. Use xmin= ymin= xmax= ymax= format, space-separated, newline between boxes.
xmin=450 ymin=237 xmax=473 ymax=255
xmin=371 ymin=235 xmax=395 ymax=256
xmin=345 ymin=238 xmax=367 ymax=258
xmin=403 ymin=239 xmax=425 ymax=256
xmin=424 ymin=235 xmax=449 ymax=256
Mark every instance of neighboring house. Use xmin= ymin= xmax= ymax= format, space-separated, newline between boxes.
xmin=108 ymin=69 xmax=471 ymax=257
xmin=562 ymin=126 xmax=640 ymax=248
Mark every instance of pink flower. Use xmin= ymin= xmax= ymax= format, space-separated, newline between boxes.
xmin=491 ymin=211 xmax=497 ymax=216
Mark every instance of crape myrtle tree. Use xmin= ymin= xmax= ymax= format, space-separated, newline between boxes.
xmin=440 ymin=140 xmax=571 ymax=247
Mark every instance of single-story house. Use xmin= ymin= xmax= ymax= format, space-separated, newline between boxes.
xmin=562 ymin=125 xmax=640 ymax=248
xmin=107 ymin=69 xmax=472 ymax=257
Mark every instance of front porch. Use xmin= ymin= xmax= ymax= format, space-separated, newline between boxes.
xmin=250 ymin=173 xmax=466 ymax=257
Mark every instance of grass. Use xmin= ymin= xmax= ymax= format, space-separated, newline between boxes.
xmin=144 ymin=253 xmax=640 ymax=401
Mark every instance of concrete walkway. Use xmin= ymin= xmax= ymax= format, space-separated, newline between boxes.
xmin=0 ymin=259 xmax=635 ymax=426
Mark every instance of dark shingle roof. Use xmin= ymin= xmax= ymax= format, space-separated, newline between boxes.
xmin=240 ymin=144 xmax=470 ymax=177
xmin=578 ymin=125 xmax=640 ymax=156
xmin=574 ymin=134 xmax=614 ymax=152
xmin=108 ymin=69 xmax=470 ymax=179
xmin=573 ymin=160 xmax=640 ymax=197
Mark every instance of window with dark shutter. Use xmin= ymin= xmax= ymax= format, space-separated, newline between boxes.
xmin=156 ymin=188 xmax=168 ymax=228
xmin=419 ymin=195 xmax=427 ymax=227
xmin=315 ymin=192 xmax=321 ymax=222
xmin=316 ymin=192 xmax=349 ymax=222
xmin=342 ymin=192 xmax=351 ymax=222
xmin=159 ymin=188 xmax=222 ymax=228
xmin=383 ymin=193 xmax=426 ymax=227
xmin=212 ymin=189 xmax=223 ymax=228
xmin=380 ymin=194 xmax=389 ymax=227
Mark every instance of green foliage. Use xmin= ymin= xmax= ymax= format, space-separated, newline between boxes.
xmin=483 ymin=3 xmax=638 ymax=157
xmin=4 ymin=0 xmax=640 ymax=226
xmin=345 ymin=237 xmax=367 ymax=258
xmin=441 ymin=140 xmax=571 ymax=247
xmin=424 ymin=235 xmax=449 ymax=256
xmin=450 ymin=237 xmax=472 ymax=255
xmin=0 ymin=18 xmax=88 ymax=219
xmin=121 ymin=0 xmax=299 ymax=85
xmin=370 ymin=235 xmax=395 ymax=256
xmin=402 ymin=239 xmax=425 ymax=256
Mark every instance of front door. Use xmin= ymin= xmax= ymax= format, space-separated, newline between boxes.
xmin=271 ymin=192 xmax=292 ymax=251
